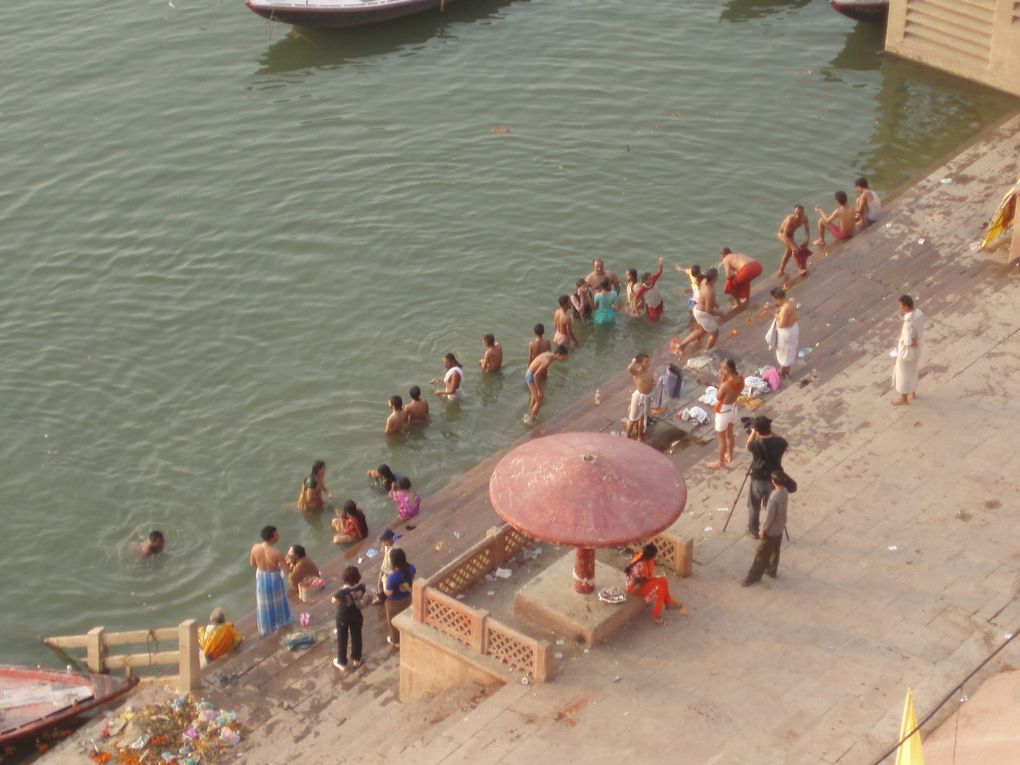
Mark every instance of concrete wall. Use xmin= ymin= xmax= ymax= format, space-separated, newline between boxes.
xmin=886 ymin=0 xmax=1020 ymax=97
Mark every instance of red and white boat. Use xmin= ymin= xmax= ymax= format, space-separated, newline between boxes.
xmin=0 ymin=665 xmax=138 ymax=745
xmin=829 ymin=0 xmax=889 ymax=23
xmin=245 ymin=0 xmax=464 ymax=28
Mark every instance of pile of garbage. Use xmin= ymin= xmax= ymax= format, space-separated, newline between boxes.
xmin=87 ymin=695 xmax=246 ymax=765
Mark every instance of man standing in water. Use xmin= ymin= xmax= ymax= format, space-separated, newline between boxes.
xmin=431 ymin=353 xmax=464 ymax=401
xmin=775 ymin=205 xmax=811 ymax=278
xmin=584 ymin=258 xmax=622 ymax=294
xmin=721 ymin=247 xmax=763 ymax=308
xmin=250 ymin=526 xmax=293 ymax=637
xmin=892 ymin=294 xmax=924 ymax=406
xmin=404 ymin=385 xmax=430 ymax=424
xmin=524 ymin=345 xmax=568 ymax=423
xmin=626 ymin=353 xmax=655 ymax=442
xmin=478 ymin=333 xmax=503 ymax=372
xmin=553 ymin=296 xmax=577 ymax=351
xmin=384 ymin=395 xmax=405 ymax=434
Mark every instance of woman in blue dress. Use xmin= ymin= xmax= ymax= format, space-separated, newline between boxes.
xmin=593 ymin=278 xmax=619 ymax=327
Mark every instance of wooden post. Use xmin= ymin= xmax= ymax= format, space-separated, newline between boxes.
xmin=411 ymin=578 xmax=428 ymax=622
xmin=675 ymin=537 xmax=694 ymax=578
xmin=471 ymin=609 xmax=489 ymax=654
xmin=85 ymin=627 xmax=105 ymax=673
xmin=533 ymin=640 xmax=553 ymax=682
xmin=177 ymin=619 xmax=201 ymax=694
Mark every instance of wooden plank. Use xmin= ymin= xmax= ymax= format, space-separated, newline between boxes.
xmin=104 ymin=651 xmax=180 ymax=670
xmin=102 ymin=628 xmax=179 ymax=647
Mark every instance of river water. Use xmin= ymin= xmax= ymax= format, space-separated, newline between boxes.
xmin=1 ymin=0 xmax=1013 ymax=667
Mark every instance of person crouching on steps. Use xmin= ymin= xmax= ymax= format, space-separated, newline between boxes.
xmin=332 ymin=565 xmax=367 ymax=674
xmin=625 ymin=544 xmax=686 ymax=624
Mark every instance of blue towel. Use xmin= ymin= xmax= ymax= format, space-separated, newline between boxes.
xmin=256 ymin=569 xmax=292 ymax=637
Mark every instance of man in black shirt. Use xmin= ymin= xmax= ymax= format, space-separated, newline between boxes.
xmin=745 ymin=416 xmax=788 ymax=537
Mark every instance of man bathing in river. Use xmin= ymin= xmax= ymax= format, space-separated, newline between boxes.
xmin=776 ymin=205 xmax=811 ymax=277
xmin=385 ymin=395 xmax=405 ymax=434
xmin=139 ymin=530 xmax=165 ymax=558
xmin=404 ymin=385 xmax=429 ymax=424
xmin=524 ymin=345 xmax=568 ymax=423
xmin=721 ymin=248 xmax=763 ymax=307
xmin=626 ymin=353 xmax=655 ymax=442
xmin=529 ymin=323 xmax=551 ymax=365
xmin=553 ymin=296 xmax=577 ymax=350
xmin=431 ymin=353 xmax=464 ymax=401
xmin=478 ymin=334 xmax=503 ymax=372
xmin=584 ymin=258 xmax=622 ymax=294
xmin=814 ymin=190 xmax=855 ymax=246
xmin=250 ymin=526 xmax=292 ymax=637
xmin=675 ymin=268 xmax=722 ymax=356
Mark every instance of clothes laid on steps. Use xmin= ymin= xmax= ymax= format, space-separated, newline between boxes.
xmin=698 ymin=386 xmax=718 ymax=405
xmin=679 ymin=406 xmax=710 ymax=425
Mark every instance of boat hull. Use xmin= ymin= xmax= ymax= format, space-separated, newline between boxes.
xmin=0 ymin=665 xmax=138 ymax=745
xmin=829 ymin=0 xmax=889 ymax=23
xmin=245 ymin=0 xmax=457 ymax=28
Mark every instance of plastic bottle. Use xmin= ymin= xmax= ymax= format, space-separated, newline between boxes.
xmin=594 ymin=389 xmax=601 ymax=406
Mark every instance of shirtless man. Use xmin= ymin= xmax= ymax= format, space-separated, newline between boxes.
xmin=675 ymin=269 xmax=722 ymax=356
xmin=524 ymin=345 xmax=568 ymax=423
xmin=626 ymin=354 xmax=655 ymax=442
xmin=709 ymin=359 xmax=743 ymax=469
xmin=478 ymin=334 xmax=503 ymax=372
xmin=553 ymin=296 xmax=577 ymax=350
xmin=286 ymin=545 xmax=320 ymax=595
xmin=384 ymin=395 xmax=404 ymax=434
xmin=250 ymin=526 xmax=293 ymax=637
xmin=721 ymin=248 xmax=763 ymax=307
xmin=528 ymin=323 xmax=551 ymax=363
xmin=770 ymin=288 xmax=799 ymax=377
xmin=139 ymin=530 xmax=165 ymax=559
xmin=584 ymin=259 xmax=622 ymax=294
xmin=404 ymin=385 xmax=430 ymax=424
xmin=776 ymin=205 xmax=811 ymax=277
xmin=854 ymin=177 xmax=881 ymax=228
xmin=431 ymin=353 xmax=464 ymax=400
xmin=814 ymin=191 xmax=855 ymax=246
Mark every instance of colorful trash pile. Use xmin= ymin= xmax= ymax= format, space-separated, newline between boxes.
xmin=87 ymin=695 xmax=246 ymax=765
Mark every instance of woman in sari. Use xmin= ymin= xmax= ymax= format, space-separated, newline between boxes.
xmin=625 ymin=544 xmax=685 ymax=624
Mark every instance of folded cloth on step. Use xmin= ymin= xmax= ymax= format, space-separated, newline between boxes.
xmin=742 ymin=376 xmax=770 ymax=396
xmin=679 ymin=406 xmax=710 ymax=425
xmin=697 ymin=386 xmax=718 ymax=405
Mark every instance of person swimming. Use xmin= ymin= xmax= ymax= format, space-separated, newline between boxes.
xmin=139 ymin=530 xmax=165 ymax=558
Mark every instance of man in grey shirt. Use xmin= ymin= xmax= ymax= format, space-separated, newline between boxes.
xmin=741 ymin=471 xmax=788 ymax=587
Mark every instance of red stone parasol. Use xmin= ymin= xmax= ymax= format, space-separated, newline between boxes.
xmin=488 ymin=432 xmax=687 ymax=594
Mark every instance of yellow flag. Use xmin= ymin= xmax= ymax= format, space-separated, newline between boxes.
xmin=895 ymin=687 xmax=925 ymax=765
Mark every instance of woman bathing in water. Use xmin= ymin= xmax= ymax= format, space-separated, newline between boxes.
xmin=431 ymin=353 xmax=464 ymax=401
xmin=368 ymin=464 xmax=400 ymax=492
xmin=297 ymin=460 xmax=328 ymax=512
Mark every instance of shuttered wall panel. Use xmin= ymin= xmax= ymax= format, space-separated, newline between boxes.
xmin=903 ymin=0 xmax=996 ymax=65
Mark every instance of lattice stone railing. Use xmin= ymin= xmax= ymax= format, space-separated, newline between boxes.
xmin=628 ymin=531 xmax=694 ymax=578
xmin=411 ymin=524 xmax=551 ymax=681
xmin=429 ymin=525 xmax=534 ymax=597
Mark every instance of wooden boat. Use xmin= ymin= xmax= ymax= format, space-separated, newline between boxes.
xmin=829 ymin=0 xmax=889 ymax=23
xmin=245 ymin=0 xmax=463 ymax=28
xmin=0 ymin=665 xmax=138 ymax=745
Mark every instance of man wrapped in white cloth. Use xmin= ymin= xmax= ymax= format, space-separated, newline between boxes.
xmin=892 ymin=294 xmax=924 ymax=406
xmin=626 ymin=354 xmax=655 ymax=442
xmin=675 ymin=268 xmax=723 ymax=357
xmin=765 ymin=287 xmax=799 ymax=377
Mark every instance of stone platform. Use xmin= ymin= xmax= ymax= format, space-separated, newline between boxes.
xmin=513 ymin=551 xmax=645 ymax=647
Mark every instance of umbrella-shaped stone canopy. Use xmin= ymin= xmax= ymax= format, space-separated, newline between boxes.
xmin=489 ymin=432 xmax=687 ymax=594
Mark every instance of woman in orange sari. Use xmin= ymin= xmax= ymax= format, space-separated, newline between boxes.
xmin=625 ymin=544 xmax=685 ymax=624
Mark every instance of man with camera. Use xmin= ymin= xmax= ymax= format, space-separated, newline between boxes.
xmin=745 ymin=415 xmax=788 ymax=538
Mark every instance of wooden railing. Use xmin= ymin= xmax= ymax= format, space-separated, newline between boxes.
xmin=412 ymin=524 xmax=552 ymax=681
xmin=43 ymin=620 xmax=201 ymax=694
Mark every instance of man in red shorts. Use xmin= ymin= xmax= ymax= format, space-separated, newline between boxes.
xmin=814 ymin=190 xmax=855 ymax=247
xmin=720 ymin=247 xmax=763 ymax=307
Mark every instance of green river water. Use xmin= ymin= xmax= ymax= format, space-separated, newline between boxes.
xmin=1 ymin=0 xmax=1015 ymax=667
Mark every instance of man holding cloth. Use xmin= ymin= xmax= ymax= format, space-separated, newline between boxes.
xmin=742 ymin=471 xmax=789 ymax=587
